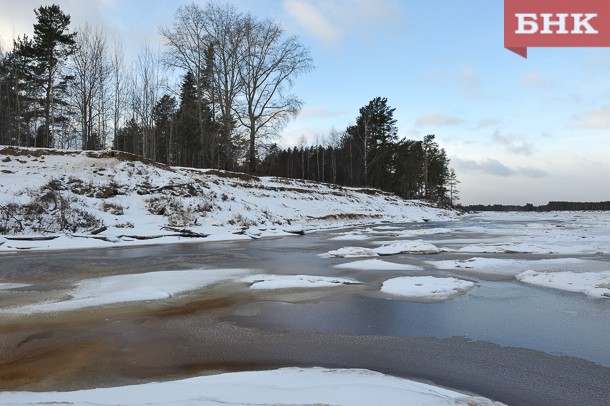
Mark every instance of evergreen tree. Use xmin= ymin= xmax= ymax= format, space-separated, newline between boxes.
xmin=113 ymin=117 xmax=141 ymax=154
xmin=346 ymin=97 xmax=398 ymax=187
xmin=25 ymin=4 xmax=77 ymax=148
xmin=153 ymin=94 xmax=176 ymax=164
xmin=175 ymin=72 xmax=201 ymax=167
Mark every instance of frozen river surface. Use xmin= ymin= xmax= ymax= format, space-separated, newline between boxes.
xmin=1 ymin=212 xmax=609 ymax=405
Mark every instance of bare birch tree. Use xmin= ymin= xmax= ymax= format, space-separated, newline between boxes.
xmin=133 ymin=44 xmax=165 ymax=159
xmin=235 ymin=16 xmax=313 ymax=174
xmin=71 ymin=24 xmax=110 ymax=150
xmin=160 ymin=3 xmax=211 ymax=165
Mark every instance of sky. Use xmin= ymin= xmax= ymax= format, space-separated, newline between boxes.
xmin=1 ymin=0 xmax=610 ymax=205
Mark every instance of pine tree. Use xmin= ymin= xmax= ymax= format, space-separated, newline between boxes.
xmin=26 ymin=4 xmax=77 ymax=148
xmin=346 ymin=97 xmax=398 ymax=187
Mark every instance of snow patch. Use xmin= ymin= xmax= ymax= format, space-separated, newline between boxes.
xmin=0 ymin=367 xmax=506 ymax=406
xmin=324 ymin=246 xmax=379 ymax=258
xmin=381 ymin=276 xmax=476 ymax=301
xmin=516 ymin=270 xmax=610 ymax=298
xmin=242 ymin=274 xmax=361 ymax=290
xmin=334 ymin=259 xmax=423 ymax=271
xmin=3 ymin=269 xmax=251 ymax=314
xmin=374 ymin=240 xmax=441 ymax=255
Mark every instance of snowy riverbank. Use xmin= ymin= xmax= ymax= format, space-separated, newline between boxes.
xmin=0 ymin=146 xmax=456 ymax=251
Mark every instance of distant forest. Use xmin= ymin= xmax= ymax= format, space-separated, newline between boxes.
xmin=0 ymin=3 xmax=460 ymax=205
xmin=464 ymin=201 xmax=610 ymax=212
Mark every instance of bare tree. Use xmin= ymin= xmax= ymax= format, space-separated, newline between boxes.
xmin=201 ymin=2 xmax=245 ymax=169
xmin=235 ymin=16 xmax=313 ymax=174
xmin=132 ymin=44 xmax=165 ymax=159
xmin=110 ymin=36 xmax=126 ymax=150
xmin=160 ymin=3 xmax=211 ymax=165
xmin=71 ymin=24 xmax=110 ymax=150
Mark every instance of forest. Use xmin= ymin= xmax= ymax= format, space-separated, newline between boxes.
xmin=0 ymin=3 xmax=457 ymax=205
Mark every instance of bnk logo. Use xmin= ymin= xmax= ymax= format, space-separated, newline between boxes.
xmin=505 ymin=0 xmax=610 ymax=58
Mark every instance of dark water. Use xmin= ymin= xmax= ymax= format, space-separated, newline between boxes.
xmin=1 ymin=216 xmax=610 ymax=405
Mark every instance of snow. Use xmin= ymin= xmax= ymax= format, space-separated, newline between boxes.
xmin=0 ymin=367 xmax=505 ymax=406
xmin=324 ymin=246 xmax=379 ymax=258
xmin=0 ymin=283 xmax=29 ymax=290
xmin=334 ymin=259 xmax=423 ymax=271
xmin=242 ymin=274 xmax=361 ymax=290
xmin=381 ymin=276 xmax=476 ymax=301
xmin=374 ymin=240 xmax=441 ymax=255
xmin=426 ymin=257 xmax=605 ymax=278
xmin=516 ymin=270 xmax=610 ymax=298
xmin=3 ymin=269 xmax=251 ymax=314
xmin=0 ymin=147 xmax=457 ymax=252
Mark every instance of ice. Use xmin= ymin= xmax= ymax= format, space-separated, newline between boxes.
xmin=324 ymin=246 xmax=379 ymax=258
xmin=381 ymin=276 xmax=476 ymax=301
xmin=0 ymin=283 xmax=29 ymax=291
xmin=3 ymin=269 xmax=251 ymax=314
xmin=242 ymin=274 xmax=361 ymax=289
xmin=0 ymin=367 xmax=506 ymax=406
xmin=373 ymin=240 xmax=441 ymax=255
xmin=516 ymin=270 xmax=610 ymax=298
xmin=334 ymin=259 xmax=423 ymax=271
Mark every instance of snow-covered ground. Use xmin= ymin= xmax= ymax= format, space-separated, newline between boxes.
xmin=0 ymin=147 xmax=455 ymax=251
xmin=0 ymin=367 xmax=504 ymax=406
xmin=3 ymin=147 xmax=610 ymax=405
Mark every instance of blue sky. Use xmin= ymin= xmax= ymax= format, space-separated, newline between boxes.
xmin=2 ymin=0 xmax=610 ymax=205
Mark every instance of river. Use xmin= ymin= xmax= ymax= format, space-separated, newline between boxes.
xmin=1 ymin=214 xmax=609 ymax=406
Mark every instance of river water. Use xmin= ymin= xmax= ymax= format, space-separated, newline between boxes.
xmin=1 ymin=214 xmax=609 ymax=406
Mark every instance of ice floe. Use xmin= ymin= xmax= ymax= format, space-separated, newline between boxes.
xmin=334 ymin=259 xmax=423 ymax=271
xmin=3 ymin=269 xmax=251 ymax=314
xmin=373 ymin=240 xmax=441 ymax=255
xmin=324 ymin=246 xmax=379 ymax=258
xmin=516 ymin=270 xmax=610 ymax=298
xmin=242 ymin=274 xmax=361 ymax=290
xmin=381 ymin=276 xmax=476 ymax=301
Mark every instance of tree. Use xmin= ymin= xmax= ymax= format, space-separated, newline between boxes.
xmin=447 ymin=168 xmax=460 ymax=206
xmin=27 ymin=4 xmax=77 ymax=148
xmin=153 ymin=94 xmax=176 ymax=164
xmin=346 ymin=97 xmax=398 ymax=187
xmin=0 ymin=37 xmax=40 ymax=147
xmin=236 ymin=15 xmax=314 ymax=174
xmin=175 ymin=71 xmax=201 ymax=167
xmin=422 ymin=134 xmax=450 ymax=202
xmin=160 ymin=3 xmax=216 ymax=167
xmin=71 ymin=24 xmax=110 ymax=150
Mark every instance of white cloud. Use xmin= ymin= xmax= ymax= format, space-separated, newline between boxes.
xmin=281 ymin=0 xmax=405 ymax=47
xmin=297 ymin=105 xmax=346 ymax=120
xmin=569 ymin=104 xmax=610 ymax=129
xmin=415 ymin=113 xmax=464 ymax=127
xmin=453 ymin=157 xmax=547 ymax=178
xmin=492 ymin=130 xmax=534 ymax=155
xmin=518 ymin=71 xmax=550 ymax=88
xmin=459 ymin=64 xmax=483 ymax=98
xmin=282 ymin=0 xmax=343 ymax=46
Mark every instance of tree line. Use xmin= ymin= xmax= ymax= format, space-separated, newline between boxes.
xmin=260 ymin=97 xmax=458 ymax=204
xmin=0 ymin=2 xmax=312 ymax=173
xmin=0 ymin=3 xmax=458 ymax=204
xmin=465 ymin=201 xmax=610 ymax=212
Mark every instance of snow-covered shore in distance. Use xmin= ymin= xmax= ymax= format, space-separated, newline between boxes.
xmin=381 ymin=276 xmax=476 ymax=301
xmin=0 ymin=367 xmax=505 ymax=406
xmin=0 ymin=147 xmax=456 ymax=252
